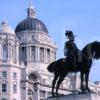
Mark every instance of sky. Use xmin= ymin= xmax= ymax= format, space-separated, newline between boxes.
xmin=0 ymin=0 xmax=100 ymax=82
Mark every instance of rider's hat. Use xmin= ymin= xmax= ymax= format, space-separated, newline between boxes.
xmin=65 ymin=30 xmax=75 ymax=38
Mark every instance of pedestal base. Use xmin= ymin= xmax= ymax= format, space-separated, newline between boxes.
xmin=46 ymin=93 xmax=100 ymax=100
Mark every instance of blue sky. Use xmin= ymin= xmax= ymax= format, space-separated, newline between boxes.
xmin=0 ymin=0 xmax=100 ymax=82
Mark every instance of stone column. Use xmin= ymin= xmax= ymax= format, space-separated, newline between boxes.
xmin=8 ymin=43 xmax=11 ymax=60
xmin=54 ymin=51 xmax=56 ymax=60
xmin=52 ymin=51 xmax=54 ymax=61
xmin=14 ymin=44 xmax=17 ymax=62
xmin=38 ymin=47 xmax=40 ymax=62
xmin=45 ymin=91 xmax=48 ymax=99
xmin=43 ymin=47 xmax=45 ymax=62
xmin=0 ymin=43 xmax=2 ymax=59
xmin=1 ymin=43 xmax=3 ymax=59
xmin=53 ymin=51 xmax=56 ymax=60
xmin=29 ymin=46 xmax=31 ymax=61
xmin=45 ymin=48 xmax=47 ymax=63
xmin=35 ymin=84 xmax=40 ymax=100
xmin=16 ymin=43 xmax=19 ymax=63
xmin=19 ymin=47 xmax=21 ymax=62
xmin=50 ymin=50 xmax=52 ymax=62
xmin=7 ymin=43 xmax=9 ymax=60
xmin=12 ymin=45 xmax=14 ymax=60
xmin=10 ymin=44 xmax=12 ymax=60
xmin=52 ymin=51 xmax=55 ymax=61
xmin=44 ymin=48 xmax=46 ymax=63
xmin=0 ymin=43 xmax=1 ymax=59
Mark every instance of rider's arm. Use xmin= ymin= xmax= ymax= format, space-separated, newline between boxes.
xmin=64 ymin=42 xmax=68 ymax=56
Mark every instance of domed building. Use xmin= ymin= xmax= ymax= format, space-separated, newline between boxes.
xmin=15 ymin=2 xmax=56 ymax=66
xmin=15 ymin=2 xmax=57 ymax=100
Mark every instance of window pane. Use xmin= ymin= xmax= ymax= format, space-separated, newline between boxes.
xmin=13 ymin=72 xmax=17 ymax=79
xmin=2 ymin=84 xmax=7 ymax=92
xmin=2 ymin=71 xmax=7 ymax=78
xmin=13 ymin=85 xmax=17 ymax=93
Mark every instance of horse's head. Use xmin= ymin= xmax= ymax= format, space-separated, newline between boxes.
xmin=92 ymin=41 xmax=100 ymax=59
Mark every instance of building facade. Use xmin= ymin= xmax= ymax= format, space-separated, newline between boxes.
xmin=0 ymin=2 xmax=100 ymax=100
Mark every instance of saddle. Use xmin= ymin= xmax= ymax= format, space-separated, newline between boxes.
xmin=62 ymin=57 xmax=78 ymax=67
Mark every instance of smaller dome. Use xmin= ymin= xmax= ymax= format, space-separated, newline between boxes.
xmin=0 ymin=21 xmax=15 ymax=34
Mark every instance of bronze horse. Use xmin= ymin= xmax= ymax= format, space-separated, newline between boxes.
xmin=47 ymin=41 xmax=100 ymax=97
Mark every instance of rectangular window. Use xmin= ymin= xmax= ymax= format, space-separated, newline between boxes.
xmin=13 ymin=72 xmax=17 ymax=80
xmin=13 ymin=85 xmax=17 ymax=93
xmin=2 ymin=84 xmax=7 ymax=92
xmin=2 ymin=71 xmax=7 ymax=78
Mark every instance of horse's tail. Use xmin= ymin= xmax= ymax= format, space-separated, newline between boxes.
xmin=47 ymin=61 xmax=56 ymax=72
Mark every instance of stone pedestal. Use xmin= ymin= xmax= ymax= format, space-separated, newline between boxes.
xmin=46 ymin=93 xmax=100 ymax=100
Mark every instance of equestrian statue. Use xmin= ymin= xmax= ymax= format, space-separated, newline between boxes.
xmin=47 ymin=30 xmax=100 ymax=97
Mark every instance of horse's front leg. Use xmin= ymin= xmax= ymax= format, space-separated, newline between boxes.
xmin=85 ymin=70 xmax=91 ymax=92
xmin=80 ymin=71 xmax=85 ymax=92
xmin=55 ymin=74 xmax=66 ymax=96
xmin=52 ymin=73 xmax=59 ymax=97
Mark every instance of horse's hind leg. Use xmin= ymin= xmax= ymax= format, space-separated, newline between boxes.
xmin=52 ymin=73 xmax=59 ymax=97
xmin=55 ymin=74 xmax=66 ymax=96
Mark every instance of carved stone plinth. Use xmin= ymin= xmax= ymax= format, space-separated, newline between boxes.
xmin=46 ymin=93 xmax=100 ymax=100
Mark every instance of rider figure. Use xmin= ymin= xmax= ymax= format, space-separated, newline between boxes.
xmin=64 ymin=30 xmax=79 ymax=67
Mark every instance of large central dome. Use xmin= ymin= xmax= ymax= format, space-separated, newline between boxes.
xmin=15 ymin=2 xmax=48 ymax=33
xmin=15 ymin=18 xmax=48 ymax=33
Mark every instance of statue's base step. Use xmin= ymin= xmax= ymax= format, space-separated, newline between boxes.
xmin=46 ymin=93 xmax=100 ymax=100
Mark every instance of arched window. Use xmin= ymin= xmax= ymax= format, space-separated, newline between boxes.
xmin=3 ymin=44 xmax=8 ymax=60
xmin=28 ymin=73 xmax=37 ymax=82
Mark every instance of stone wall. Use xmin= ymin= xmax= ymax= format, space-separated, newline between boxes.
xmin=46 ymin=93 xmax=100 ymax=100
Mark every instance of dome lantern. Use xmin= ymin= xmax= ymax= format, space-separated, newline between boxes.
xmin=27 ymin=0 xmax=36 ymax=18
